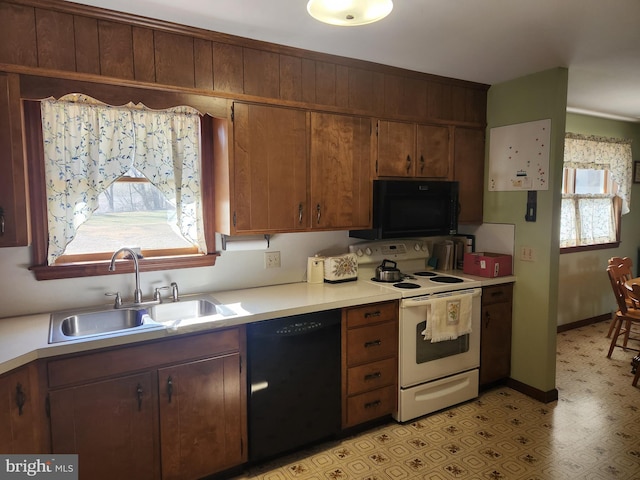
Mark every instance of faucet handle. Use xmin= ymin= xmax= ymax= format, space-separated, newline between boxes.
xmin=154 ymin=286 xmax=170 ymax=302
xmin=105 ymin=292 xmax=122 ymax=308
xmin=170 ymin=282 xmax=179 ymax=302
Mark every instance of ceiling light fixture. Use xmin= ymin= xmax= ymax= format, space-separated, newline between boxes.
xmin=307 ymin=0 xmax=393 ymax=26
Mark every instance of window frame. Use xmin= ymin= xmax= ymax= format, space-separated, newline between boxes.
xmin=24 ymin=100 xmax=218 ymax=280
xmin=560 ymin=166 xmax=621 ymax=254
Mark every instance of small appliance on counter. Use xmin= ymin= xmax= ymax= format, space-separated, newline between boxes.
xmin=324 ymin=253 xmax=358 ymax=283
xmin=463 ymin=252 xmax=513 ymax=277
xmin=307 ymin=255 xmax=325 ymax=284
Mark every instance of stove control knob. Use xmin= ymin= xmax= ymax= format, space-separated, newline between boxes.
xmin=355 ymin=248 xmax=364 ymax=257
xmin=414 ymin=243 xmax=421 ymax=251
xmin=421 ymin=243 xmax=428 ymax=252
xmin=365 ymin=247 xmax=373 ymax=256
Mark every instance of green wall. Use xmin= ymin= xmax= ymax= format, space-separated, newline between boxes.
xmin=486 ymin=67 xmax=568 ymax=394
xmin=557 ymin=114 xmax=640 ymax=326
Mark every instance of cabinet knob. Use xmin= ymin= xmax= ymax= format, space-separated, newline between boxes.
xmin=298 ymin=203 xmax=303 ymax=224
xmin=316 ymin=204 xmax=321 ymax=224
xmin=167 ymin=376 xmax=173 ymax=403
xmin=419 ymin=155 xmax=425 ymax=174
xmin=364 ymin=339 xmax=382 ymax=348
xmin=406 ymin=155 xmax=412 ymax=173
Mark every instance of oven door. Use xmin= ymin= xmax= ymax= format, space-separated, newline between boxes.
xmin=399 ymin=288 xmax=481 ymax=388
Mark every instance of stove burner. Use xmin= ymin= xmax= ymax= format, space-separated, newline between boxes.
xmin=429 ymin=276 xmax=464 ymax=284
xmin=414 ymin=271 xmax=437 ymax=277
xmin=370 ymin=277 xmax=399 ymax=283
xmin=393 ymin=282 xmax=421 ymax=289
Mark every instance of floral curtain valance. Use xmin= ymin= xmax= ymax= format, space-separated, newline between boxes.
xmin=41 ymin=94 xmax=205 ymax=265
xmin=564 ymin=132 xmax=633 ymax=214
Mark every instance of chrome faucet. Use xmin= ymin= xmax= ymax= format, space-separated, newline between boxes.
xmin=108 ymin=247 xmax=143 ymax=304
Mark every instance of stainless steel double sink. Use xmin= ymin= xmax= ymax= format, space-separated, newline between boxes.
xmin=49 ymin=297 xmax=238 ymax=343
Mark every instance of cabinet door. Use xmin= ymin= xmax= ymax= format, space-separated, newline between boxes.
xmin=0 ymin=365 xmax=41 ymax=453
xmin=232 ymin=102 xmax=308 ymax=233
xmin=454 ymin=127 xmax=485 ymax=224
xmin=49 ymin=372 xmax=158 ymax=480
xmin=0 ymin=72 xmax=28 ymax=247
xmin=159 ymin=353 xmax=244 ymax=480
xmin=416 ymin=124 xmax=451 ymax=179
xmin=376 ymin=120 xmax=415 ymax=177
xmin=310 ymin=112 xmax=372 ymax=230
xmin=480 ymin=302 xmax=512 ymax=385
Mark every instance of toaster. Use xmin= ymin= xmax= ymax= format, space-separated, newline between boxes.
xmin=324 ymin=253 xmax=358 ymax=283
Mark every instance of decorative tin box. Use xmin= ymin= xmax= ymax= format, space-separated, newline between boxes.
xmin=324 ymin=253 xmax=358 ymax=283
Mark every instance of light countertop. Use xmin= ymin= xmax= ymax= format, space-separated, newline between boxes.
xmin=0 ymin=273 xmax=516 ymax=376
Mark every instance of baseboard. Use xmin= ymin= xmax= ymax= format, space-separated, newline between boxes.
xmin=557 ymin=313 xmax=611 ymax=333
xmin=506 ymin=378 xmax=559 ymax=403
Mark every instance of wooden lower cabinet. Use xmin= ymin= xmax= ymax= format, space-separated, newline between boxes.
xmin=0 ymin=362 xmax=48 ymax=453
xmin=342 ymin=301 xmax=398 ymax=428
xmin=47 ymin=328 xmax=247 ymax=480
xmin=480 ymin=283 xmax=514 ymax=387
xmin=49 ymin=372 xmax=159 ymax=480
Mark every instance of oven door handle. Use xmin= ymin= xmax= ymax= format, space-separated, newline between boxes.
xmin=401 ymin=288 xmax=481 ymax=307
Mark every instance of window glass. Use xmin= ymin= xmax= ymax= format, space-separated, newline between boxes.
xmin=574 ymin=169 xmax=605 ymax=194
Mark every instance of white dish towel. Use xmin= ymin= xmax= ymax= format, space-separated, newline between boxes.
xmin=421 ymin=293 xmax=472 ymax=343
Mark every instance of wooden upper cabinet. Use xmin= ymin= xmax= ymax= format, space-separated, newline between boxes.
xmin=377 ymin=120 xmax=451 ymax=179
xmin=215 ymin=102 xmax=309 ymax=235
xmin=0 ymin=72 xmax=28 ymax=247
xmin=454 ymin=127 xmax=485 ymax=224
xmin=310 ymin=112 xmax=372 ymax=230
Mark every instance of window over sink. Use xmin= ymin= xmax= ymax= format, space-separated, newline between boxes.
xmin=24 ymin=94 xmax=217 ymax=280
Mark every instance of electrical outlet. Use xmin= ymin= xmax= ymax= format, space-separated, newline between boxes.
xmin=264 ymin=251 xmax=281 ymax=269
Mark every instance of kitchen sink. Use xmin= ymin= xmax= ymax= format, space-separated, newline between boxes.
xmin=147 ymin=298 xmax=237 ymax=324
xmin=49 ymin=307 xmax=163 ymax=344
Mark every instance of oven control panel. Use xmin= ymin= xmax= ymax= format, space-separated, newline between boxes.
xmin=349 ymin=240 xmax=429 ymax=264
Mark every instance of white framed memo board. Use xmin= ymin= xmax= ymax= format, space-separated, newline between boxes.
xmin=488 ymin=118 xmax=550 ymax=191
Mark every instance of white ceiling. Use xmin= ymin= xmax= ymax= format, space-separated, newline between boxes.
xmin=70 ymin=0 xmax=640 ymax=122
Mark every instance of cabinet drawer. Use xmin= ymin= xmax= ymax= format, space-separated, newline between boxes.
xmin=48 ymin=328 xmax=240 ymax=388
xmin=482 ymin=283 xmax=513 ymax=306
xmin=346 ymin=321 xmax=398 ymax=366
xmin=345 ymin=301 xmax=398 ymax=328
xmin=345 ymin=385 xmax=396 ymax=428
xmin=347 ymin=357 xmax=396 ymax=396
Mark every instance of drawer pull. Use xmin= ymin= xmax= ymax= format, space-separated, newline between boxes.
xmin=167 ymin=376 xmax=173 ymax=403
xmin=364 ymin=339 xmax=382 ymax=348
xmin=136 ymin=384 xmax=143 ymax=411
xmin=15 ymin=383 xmax=25 ymax=416
xmin=364 ymin=399 xmax=381 ymax=409
xmin=364 ymin=310 xmax=381 ymax=318
xmin=364 ymin=372 xmax=382 ymax=381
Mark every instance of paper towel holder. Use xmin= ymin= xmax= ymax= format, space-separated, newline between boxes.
xmin=221 ymin=234 xmax=271 ymax=251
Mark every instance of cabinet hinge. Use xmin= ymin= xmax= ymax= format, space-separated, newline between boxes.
xmin=375 ymin=158 xmax=378 ymax=174
xmin=230 ymin=104 xmax=234 ymax=122
xmin=241 ymin=438 xmax=244 ymax=455
xmin=233 ymin=212 xmax=237 ymax=227
xmin=45 ymin=394 xmax=50 ymax=419
xmin=239 ymin=355 xmax=242 ymax=374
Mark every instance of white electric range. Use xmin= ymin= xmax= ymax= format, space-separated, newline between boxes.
xmin=350 ymin=239 xmax=482 ymax=422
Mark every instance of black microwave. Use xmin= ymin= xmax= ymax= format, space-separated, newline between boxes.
xmin=350 ymin=180 xmax=459 ymax=240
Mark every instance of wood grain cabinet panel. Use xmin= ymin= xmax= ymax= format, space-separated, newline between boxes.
xmin=279 ymin=54 xmax=302 ymax=102
xmin=133 ymin=27 xmax=156 ymax=83
xmin=0 ymin=363 xmax=47 ymax=454
xmin=377 ymin=120 xmax=451 ymax=179
xmin=194 ymin=38 xmax=214 ymax=90
xmin=342 ymin=301 xmax=398 ymax=428
xmin=0 ymin=2 xmax=37 ymax=67
xmin=47 ymin=329 xmax=247 ymax=480
xmin=480 ymin=284 xmax=514 ymax=387
xmin=310 ymin=112 xmax=372 ymax=230
xmin=73 ymin=15 xmax=101 ymax=75
xmin=35 ymin=9 xmax=76 ymax=72
xmin=243 ymin=48 xmax=279 ymax=98
xmin=453 ymin=127 xmax=485 ymax=224
xmin=159 ymin=354 xmax=244 ymax=480
xmin=215 ymin=102 xmax=308 ymax=234
xmin=154 ymin=31 xmax=195 ymax=88
xmin=0 ymin=72 xmax=28 ymax=247
xmin=49 ymin=372 xmax=159 ymax=480
xmin=98 ymin=20 xmax=135 ymax=80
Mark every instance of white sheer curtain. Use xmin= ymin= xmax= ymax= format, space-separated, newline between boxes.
xmin=41 ymin=94 xmax=206 ymax=265
xmin=560 ymin=133 xmax=632 ymax=248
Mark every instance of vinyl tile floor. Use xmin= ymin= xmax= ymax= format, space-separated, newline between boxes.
xmin=232 ymin=320 xmax=640 ymax=480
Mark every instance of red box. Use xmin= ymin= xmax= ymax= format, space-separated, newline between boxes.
xmin=463 ymin=252 xmax=512 ymax=278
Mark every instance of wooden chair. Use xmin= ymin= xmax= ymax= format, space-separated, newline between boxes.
xmin=606 ymin=257 xmax=637 ymax=337
xmin=606 ymin=263 xmax=640 ymax=358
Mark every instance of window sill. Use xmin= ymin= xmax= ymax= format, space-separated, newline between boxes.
xmin=560 ymin=242 xmax=620 ymax=254
xmin=30 ymin=253 xmax=219 ymax=280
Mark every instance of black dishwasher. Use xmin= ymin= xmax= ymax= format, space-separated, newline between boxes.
xmin=247 ymin=309 xmax=341 ymax=462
